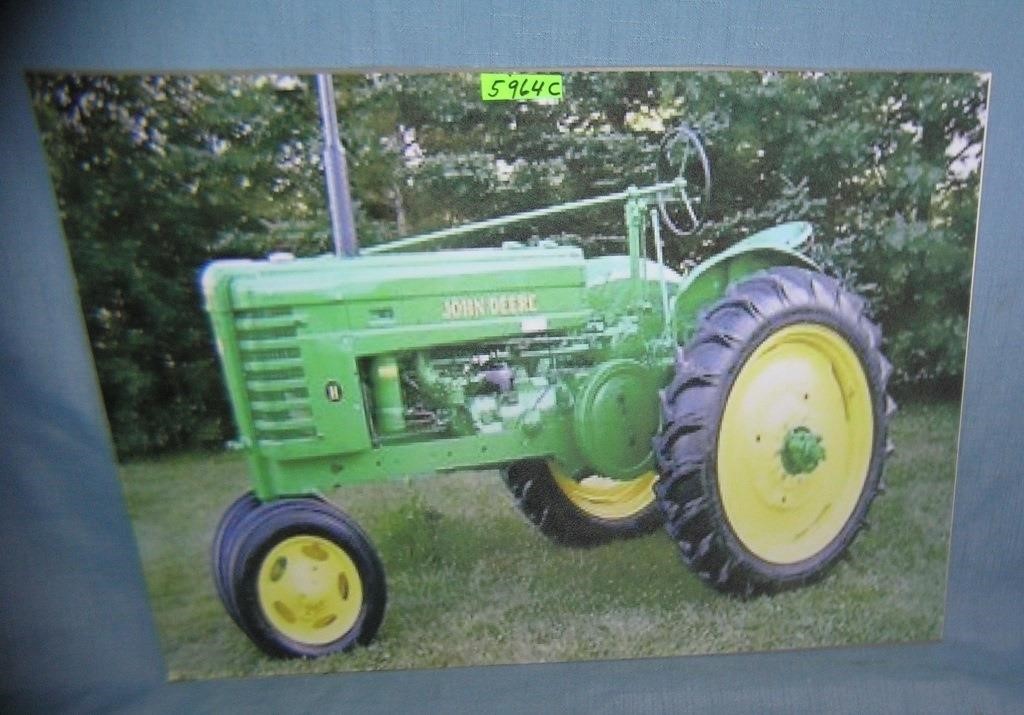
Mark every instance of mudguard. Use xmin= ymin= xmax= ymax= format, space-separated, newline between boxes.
xmin=673 ymin=221 xmax=819 ymax=341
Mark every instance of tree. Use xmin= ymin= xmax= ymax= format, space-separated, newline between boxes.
xmin=29 ymin=74 xmax=325 ymax=455
xmin=30 ymin=69 xmax=985 ymax=456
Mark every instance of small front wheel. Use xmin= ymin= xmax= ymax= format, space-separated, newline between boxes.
xmin=214 ymin=496 xmax=387 ymax=658
xmin=211 ymin=491 xmax=260 ymax=627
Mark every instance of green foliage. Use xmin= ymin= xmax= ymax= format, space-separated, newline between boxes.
xmin=30 ymin=70 xmax=985 ymax=455
xmin=29 ymin=75 xmax=325 ymax=455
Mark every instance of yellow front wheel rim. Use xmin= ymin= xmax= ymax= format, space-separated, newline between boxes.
xmin=257 ymin=535 xmax=363 ymax=646
xmin=550 ymin=462 xmax=658 ymax=520
xmin=717 ymin=324 xmax=874 ymax=565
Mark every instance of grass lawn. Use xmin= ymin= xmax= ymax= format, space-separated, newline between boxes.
xmin=119 ymin=398 xmax=960 ymax=681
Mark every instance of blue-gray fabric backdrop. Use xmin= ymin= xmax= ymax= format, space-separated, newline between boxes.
xmin=1 ymin=2 xmax=1021 ymax=712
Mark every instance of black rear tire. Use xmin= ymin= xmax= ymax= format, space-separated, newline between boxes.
xmin=502 ymin=459 xmax=662 ymax=548
xmin=654 ymin=267 xmax=894 ymax=595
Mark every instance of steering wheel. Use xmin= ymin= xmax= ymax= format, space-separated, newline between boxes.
xmin=656 ymin=124 xmax=711 ymax=237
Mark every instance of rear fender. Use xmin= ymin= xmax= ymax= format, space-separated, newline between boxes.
xmin=673 ymin=221 xmax=818 ymax=342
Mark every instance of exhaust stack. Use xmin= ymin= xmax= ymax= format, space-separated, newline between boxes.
xmin=316 ymin=73 xmax=359 ymax=258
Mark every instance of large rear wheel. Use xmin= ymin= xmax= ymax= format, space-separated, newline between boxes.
xmin=654 ymin=267 xmax=894 ymax=594
xmin=503 ymin=460 xmax=662 ymax=547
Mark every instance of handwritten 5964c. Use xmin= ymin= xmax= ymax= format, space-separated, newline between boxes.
xmin=481 ymin=73 xmax=563 ymax=101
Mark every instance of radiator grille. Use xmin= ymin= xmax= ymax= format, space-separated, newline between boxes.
xmin=233 ymin=307 xmax=316 ymax=444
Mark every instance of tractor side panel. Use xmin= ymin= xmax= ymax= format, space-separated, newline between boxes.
xmin=203 ymin=245 xmax=603 ymax=498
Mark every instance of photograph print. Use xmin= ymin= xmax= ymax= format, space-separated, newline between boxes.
xmin=28 ymin=68 xmax=986 ymax=679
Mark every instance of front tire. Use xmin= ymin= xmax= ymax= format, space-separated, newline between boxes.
xmin=654 ymin=267 xmax=894 ymax=595
xmin=211 ymin=491 xmax=261 ymax=627
xmin=502 ymin=460 xmax=662 ymax=547
xmin=215 ymin=496 xmax=387 ymax=658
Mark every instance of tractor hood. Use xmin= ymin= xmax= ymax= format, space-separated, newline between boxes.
xmin=203 ymin=243 xmax=586 ymax=312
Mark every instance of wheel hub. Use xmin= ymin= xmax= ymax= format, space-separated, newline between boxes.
xmin=780 ymin=426 xmax=826 ymax=476
xmin=257 ymin=535 xmax=363 ymax=645
xmin=716 ymin=323 xmax=874 ymax=564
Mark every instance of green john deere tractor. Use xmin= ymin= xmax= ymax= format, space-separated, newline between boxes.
xmin=201 ymin=85 xmax=893 ymax=658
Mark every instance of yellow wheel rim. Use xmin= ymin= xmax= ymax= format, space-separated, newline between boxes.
xmin=717 ymin=324 xmax=874 ymax=565
xmin=257 ymin=535 xmax=363 ymax=646
xmin=550 ymin=462 xmax=657 ymax=520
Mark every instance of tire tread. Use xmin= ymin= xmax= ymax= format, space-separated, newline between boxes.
xmin=653 ymin=267 xmax=893 ymax=596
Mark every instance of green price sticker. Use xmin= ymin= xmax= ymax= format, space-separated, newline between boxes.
xmin=481 ymin=73 xmax=563 ymax=101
